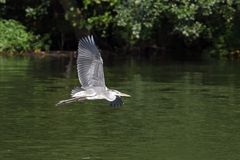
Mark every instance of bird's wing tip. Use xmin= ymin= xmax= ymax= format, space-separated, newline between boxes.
xmin=78 ymin=35 xmax=96 ymax=47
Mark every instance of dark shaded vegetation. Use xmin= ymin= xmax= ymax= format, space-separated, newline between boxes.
xmin=0 ymin=0 xmax=240 ymax=59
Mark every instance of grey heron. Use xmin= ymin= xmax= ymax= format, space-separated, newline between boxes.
xmin=56 ymin=35 xmax=130 ymax=107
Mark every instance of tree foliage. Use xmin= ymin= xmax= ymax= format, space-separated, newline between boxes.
xmin=115 ymin=0 xmax=237 ymax=42
xmin=0 ymin=0 xmax=240 ymax=57
xmin=0 ymin=19 xmax=49 ymax=53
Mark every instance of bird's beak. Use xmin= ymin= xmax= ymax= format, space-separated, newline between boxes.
xmin=120 ymin=92 xmax=131 ymax=97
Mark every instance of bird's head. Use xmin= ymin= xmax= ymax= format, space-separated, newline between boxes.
xmin=110 ymin=89 xmax=131 ymax=97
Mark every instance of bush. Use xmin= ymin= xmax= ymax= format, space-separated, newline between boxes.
xmin=0 ymin=19 xmax=50 ymax=53
xmin=114 ymin=0 xmax=237 ymax=43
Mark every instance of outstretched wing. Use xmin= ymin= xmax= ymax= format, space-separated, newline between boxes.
xmin=77 ymin=35 xmax=106 ymax=89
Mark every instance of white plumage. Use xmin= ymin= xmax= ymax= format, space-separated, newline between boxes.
xmin=56 ymin=35 xmax=130 ymax=107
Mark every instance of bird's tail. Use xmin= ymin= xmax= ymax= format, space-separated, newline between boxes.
xmin=56 ymin=97 xmax=85 ymax=106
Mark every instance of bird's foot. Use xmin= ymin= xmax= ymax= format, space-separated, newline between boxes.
xmin=55 ymin=97 xmax=85 ymax=106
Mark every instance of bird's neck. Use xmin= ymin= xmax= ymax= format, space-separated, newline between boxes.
xmin=105 ymin=90 xmax=116 ymax=101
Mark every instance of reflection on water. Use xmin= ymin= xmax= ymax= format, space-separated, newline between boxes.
xmin=0 ymin=56 xmax=240 ymax=160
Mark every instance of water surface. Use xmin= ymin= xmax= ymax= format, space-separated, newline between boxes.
xmin=0 ymin=56 xmax=240 ymax=160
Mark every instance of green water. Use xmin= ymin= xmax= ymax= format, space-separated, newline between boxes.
xmin=0 ymin=56 xmax=240 ymax=160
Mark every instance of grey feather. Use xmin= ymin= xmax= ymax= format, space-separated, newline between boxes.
xmin=71 ymin=86 xmax=84 ymax=96
xmin=56 ymin=35 xmax=130 ymax=107
xmin=77 ymin=35 xmax=105 ymax=88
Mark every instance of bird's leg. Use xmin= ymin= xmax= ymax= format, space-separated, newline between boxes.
xmin=56 ymin=97 xmax=85 ymax=106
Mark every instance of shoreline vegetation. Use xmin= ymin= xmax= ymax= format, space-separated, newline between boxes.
xmin=1 ymin=48 xmax=240 ymax=61
xmin=0 ymin=51 xmax=75 ymax=58
xmin=1 ymin=1 xmax=240 ymax=60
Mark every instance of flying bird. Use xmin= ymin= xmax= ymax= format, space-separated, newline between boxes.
xmin=56 ymin=35 xmax=130 ymax=107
